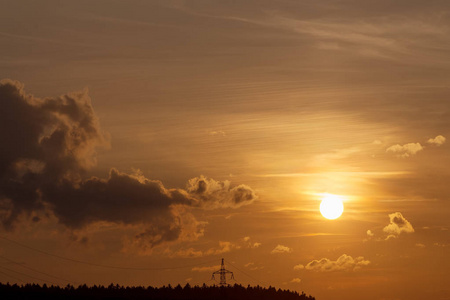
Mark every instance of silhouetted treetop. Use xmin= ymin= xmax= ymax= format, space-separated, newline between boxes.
xmin=0 ymin=282 xmax=315 ymax=300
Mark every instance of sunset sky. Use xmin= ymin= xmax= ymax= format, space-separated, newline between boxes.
xmin=1 ymin=1 xmax=450 ymax=300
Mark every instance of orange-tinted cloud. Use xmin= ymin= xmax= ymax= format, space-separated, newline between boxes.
xmin=386 ymin=143 xmax=423 ymax=158
xmin=298 ymin=254 xmax=370 ymax=272
xmin=383 ymin=212 xmax=414 ymax=239
xmin=0 ymin=80 xmax=256 ymax=251
xmin=271 ymin=244 xmax=293 ymax=254
xmin=427 ymin=135 xmax=446 ymax=146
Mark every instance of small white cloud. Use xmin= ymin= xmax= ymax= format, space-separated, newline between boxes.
xmin=290 ymin=278 xmax=302 ymax=283
xmin=271 ymin=244 xmax=293 ymax=254
xmin=302 ymin=254 xmax=370 ymax=272
xmin=366 ymin=230 xmax=374 ymax=237
xmin=427 ymin=135 xmax=446 ymax=146
xmin=293 ymin=264 xmax=305 ymax=270
xmin=386 ymin=143 xmax=423 ymax=158
xmin=383 ymin=212 xmax=414 ymax=238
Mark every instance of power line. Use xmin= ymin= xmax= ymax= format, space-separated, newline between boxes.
xmin=226 ymin=261 xmax=270 ymax=287
xmin=0 ymin=255 xmax=80 ymax=285
xmin=0 ymin=266 xmax=56 ymax=285
xmin=0 ymin=269 xmax=25 ymax=283
xmin=0 ymin=235 xmax=218 ymax=271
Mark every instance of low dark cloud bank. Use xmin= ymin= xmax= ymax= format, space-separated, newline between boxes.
xmin=0 ymin=79 xmax=257 ymax=249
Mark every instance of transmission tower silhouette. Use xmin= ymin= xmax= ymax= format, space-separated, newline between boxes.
xmin=211 ymin=258 xmax=234 ymax=286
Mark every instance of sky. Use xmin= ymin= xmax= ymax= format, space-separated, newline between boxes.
xmin=0 ymin=0 xmax=450 ymax=299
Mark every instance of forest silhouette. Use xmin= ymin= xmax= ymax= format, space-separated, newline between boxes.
xmin=0 ymin=282 xmax=315 ymax=300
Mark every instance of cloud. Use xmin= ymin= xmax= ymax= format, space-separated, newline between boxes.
xmin=209 ymin=130 xmax=226 ymax=137
xmin=169 ymin=241 xmax=240 ymax=258
xmin=383 ymin=212 xmax=414 ymax=239
xmin=206 ymin=241 xmax=240 ymax=255
xmin=366 ymin=230 xmax=374 ymax=237
xmin=187 ymin=176 xmax=257 ymax=209
xmin=427 ymin=135 xmax=446 ymax=146
xmin=191 ymin=265 xmax=220 ymax=272
xmin=302 ymin=254 xmax=370 ymax=272
xmin=271 ymin=245 xmax=293 ymax=254
xmin=386 ymin=143 xmax=423 ymax=158
xmin=386 ymin=136 xmax=446 ymax=158
xmin=0 ymin=80 xmax=256 ymax=251
xmin=242 ymin=236 xmax=262 ymax=248
xmin=169 ymin=247 xmax=204 ymax=258
xmin=290 ymin=278 xmax=302 ymax=283
xmin=293 ymin=264 xmax=305 ymax=270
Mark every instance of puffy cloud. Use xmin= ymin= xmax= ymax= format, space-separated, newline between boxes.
xmin=366 ymin=230 xmax=374 ymax=237
xmin=427 ymin=135 xmax=446 ymax=146
xmin=187 ymin=176 xmax=257 ymax=209
xmin=383 ymin=212 xmax=414 ymax=239
xmin=0 ymin=80 xmax=256 ymax=250
xmin=302 ymin=254 xmax=370 ymax=272
xmin=386 ymin=143 xmax=423 ymax=158
xmin=293 ymin=264 xmax=305 ymax=270
xmin=290 ymin=278 xmax=302 ymax=283
xmin=0 ymin=79 xmax=107 ymax=229
xmin=271 ymin=244 xmax=293 ymax=254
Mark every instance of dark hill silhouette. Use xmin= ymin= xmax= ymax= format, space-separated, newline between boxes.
xmin=0 ymin=282 xmax=315 ymax=300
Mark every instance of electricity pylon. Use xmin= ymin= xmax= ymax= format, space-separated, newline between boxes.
xmin=211 ymin=258 xmax=234 ymax=286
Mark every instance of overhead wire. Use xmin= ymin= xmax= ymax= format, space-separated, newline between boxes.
xmin=0 ymin=254 xmax=81 ymax=285
xmin=0 ymin=266 xmax=56 ymax=285
xmin=0 ymin=236 xmax=218 ymax=271
xmin=225 ymin=261 xmax=270 ymax=287
xmin=0 ymin=269 xmax=25 ymax=283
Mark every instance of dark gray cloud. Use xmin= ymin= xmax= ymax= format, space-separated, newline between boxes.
xmin=0 ymin=79 xmax=256 ymax=249
xmin=0 ymin=79 xmax=107 ymax=229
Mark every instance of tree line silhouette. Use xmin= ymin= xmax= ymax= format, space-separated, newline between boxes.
xmin=0 ymin=282 xmax=315 ymax=300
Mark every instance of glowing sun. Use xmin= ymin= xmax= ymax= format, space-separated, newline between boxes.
xmin=320 ymin=194 xmax=344 ymax=220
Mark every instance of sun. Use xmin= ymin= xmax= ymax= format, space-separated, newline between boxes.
xmin=320 ymin=194 xmax=344 ymax=220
